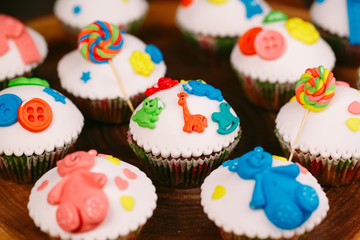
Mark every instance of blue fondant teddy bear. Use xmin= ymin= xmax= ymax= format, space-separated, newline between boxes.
xmin=223 ymin=147 xmax=319 ymax=229
xmin=182 ymin=80 xmax=223 ymax=101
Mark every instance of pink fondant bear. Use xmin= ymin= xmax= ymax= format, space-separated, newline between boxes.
xmin=47 ymin=150 xmax=108 ymax=233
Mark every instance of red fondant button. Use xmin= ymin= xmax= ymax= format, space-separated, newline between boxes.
xmin=254 ymin=29 xmax=286 ymax=60
xmin=17 ymin=98 xmax=52 ymax=132
xmin=238 ymin=27 xmax=263 ymax=55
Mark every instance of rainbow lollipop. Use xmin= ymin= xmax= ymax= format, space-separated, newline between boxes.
xmin=77 ymin=21 xmax=134 ymax=112
xmin=78 ymin=21 xmax=123 ymax=64
xmin=289 ymin=65 xmax=336 ymax=161
xmin=295 ymin=65 xmax=336 ymax=112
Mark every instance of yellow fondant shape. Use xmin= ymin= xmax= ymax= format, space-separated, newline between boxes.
xmin=212 ymin=185 xmax=226 ymax=200
xmin=121 ymin=196 xmax=135 ymax=211
xmin=346 ymin=117 xmax=360 ymax=132
xmin=285 ymin=17 xmax=319 ymax=45
xmin=272 ymin=155 xmax=287 ymax=162
xmin=208 ymin=0 xmax=228 ymax=4
xmin=129 ymin=50 xmax=155 ymax=77
xmin=105 ymin=156 xmax=121 ymax=165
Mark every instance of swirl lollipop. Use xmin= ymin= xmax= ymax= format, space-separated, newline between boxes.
xmin=77 ymin=21 xmax=134 ymax=112
xmin=289 ymin=65 xmax=336 ymax=161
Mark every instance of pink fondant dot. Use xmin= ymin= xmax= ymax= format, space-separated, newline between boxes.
xmin=348 ymin=101 xmax=360 ymax=115
xmin=115 ymin=176 xmax=129 ymax=190
xmin=296 ymin=163 xmax=308 ymax=174
xmin=123 ymin=168 xmax=137 ymax=180
xmin=37 ymin=180 xmax=49 ymax=191
xmin=335 ymin=81 xmax=350 ymax=87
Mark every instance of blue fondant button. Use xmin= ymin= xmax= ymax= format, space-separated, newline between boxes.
xmin=0 ymin=94 xmax=22 ymax=127
xmin=145 ymin=44 xmax=163 ymax=64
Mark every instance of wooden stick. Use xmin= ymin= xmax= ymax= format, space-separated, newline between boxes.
xmin=108 ymin=60 xmax=135 ymax=112
xmin=288 ymin=109 xmax=310 ymax=162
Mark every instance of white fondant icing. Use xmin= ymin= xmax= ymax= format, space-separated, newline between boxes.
xmin=54 ymin=0 xmax=148 ymax=29
xmin=230 ymin=21 xmax=336 ymax=83
xmin=0 ymin=85 xmax=84 ymax=156
xmin=201 ymin=159 xmax=329 ymax=239
xmin=176 ymin=0 xmax=271 ymax=37
xmin=0 ymin=28 xmax=48 ymax=81
xmin=28 ymin=155 xmax=157 ymax=239
xmin=276 ymin=86 xmax=360 ymax=160
xmin=129 ymin=84 xmax=240 ymax=158
xmin=58 ymin=33 xmax=167 ymax=100
xmin=310 ymin=0 xmax=349 ymax=38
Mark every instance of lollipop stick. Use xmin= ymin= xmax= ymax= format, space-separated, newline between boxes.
xmin=288 ymin=109 xmax=310 ymax=162
xmin=108 ymin=60 xmax=135 ymax=112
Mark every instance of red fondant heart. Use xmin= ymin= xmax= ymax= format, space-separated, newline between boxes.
xmin=348 ymin=101 xmax=360 ymax=115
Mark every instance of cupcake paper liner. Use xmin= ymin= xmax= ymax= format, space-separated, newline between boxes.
xmin=181 ymin=30 xmax=238 ymax=55
xmin=219 ymin=228 xmax=307 ymax=240
xmin=0 ymin=139 xmax=77 ymax=184
xmin=127 ymin=130 xmax=241 ymax=188
xmin=233 ymin=69 xmax=295 ymax=111
xmin=69 ymin=92 xmax=145 ymax=123
xmin=49 ymin=226 xmax=142 ymax=240
xmin=275 ymin=128 xmax=360 ymax=186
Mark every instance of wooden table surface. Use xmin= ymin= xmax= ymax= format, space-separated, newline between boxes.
xmin=1 ymin=1 xmax=360 ymax=239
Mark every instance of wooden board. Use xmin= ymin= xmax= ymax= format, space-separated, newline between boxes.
xmin=1 ymin=1 xmax=360 ymax=239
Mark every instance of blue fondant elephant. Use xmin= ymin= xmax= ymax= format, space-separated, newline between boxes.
xmin=223 ymin=147 xmax=319 ymax=229
xmin=182 ymin=80 xmax=223 ymax=101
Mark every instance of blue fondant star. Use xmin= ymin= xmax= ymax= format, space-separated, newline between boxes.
xmin=73 ymin=5 xmax=81 ymax=15
xmin=43 ymin=88 xmax=66 ymax=104
xmin=81 ymin=71 xmax=91 ymax=83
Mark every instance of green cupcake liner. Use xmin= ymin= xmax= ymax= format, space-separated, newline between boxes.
xmin=128 ymin=130 xmax=241 ymax=188
xmin=219 ymin=228 xmax=307 ymax=240
xmin=275 ymin=128 xmax=360 ymax=186
xmin=233 ymin=69 xmax=295 ymax=111
xmin=181 ymin=30 xmax=238 ymax=55
xmin=69 ymin=92 xmax=146 ymax=124
xmin=0 ymin=139 xmax=77 ymax=183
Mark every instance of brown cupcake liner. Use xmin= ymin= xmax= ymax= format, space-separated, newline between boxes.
xmin=219 ymin=228 xmax=307 ymax=240
xmin=275 ymin=128 xmax=360 ymax=186
xmin=233 ymin=69 xmax=295 ymax=111
xmin=67 ymin=92 xmax=146 ymax=124
xmin=0 ymin=139 xmax=77 ymax=184
xmin=50 ymin=226 xmax=142 ymax=240
xmin=127 ymin=130 xmax=241 ymax=188
xmin=315 ymin=24 xmax=360 ymax=66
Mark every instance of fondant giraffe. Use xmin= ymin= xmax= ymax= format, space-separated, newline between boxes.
xmin=177 ymin=92 xmax=207 ymax=133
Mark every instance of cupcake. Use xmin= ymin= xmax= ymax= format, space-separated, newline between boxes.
xmin=310 ymin=0 xmax=360 ymax=66
xmin=28 ymin=150 xmax=157 ymax=240
xmin=201 ymin=146 xmax=329 ymax=240
xmin=54 ymin=0 xmax=148 ymax=39
xmin=175 ymin=0 xmax=271 ymax=54
xmin=275 ymin=66 xmax=360 ymax=186
xmin=58 ymin=21 xmax=166 ymax=123
xmin=0 ymin=14 xmax=48 ymax=90
xmin=230 ymin=11 xmax=335 ymax=111
xmin=0 ymin=77 xmax=84 ymax=183
xmin=128 ymin=78 xmax=241 ymax=188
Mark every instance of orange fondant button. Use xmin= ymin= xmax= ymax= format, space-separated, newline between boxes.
xmin=238 ymin=27 xmax=263 ymax=55
xmin=254 ymin=29 xmax=286 ymax=60
xmin=17 ymin=98 xmax=52 ymax=132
